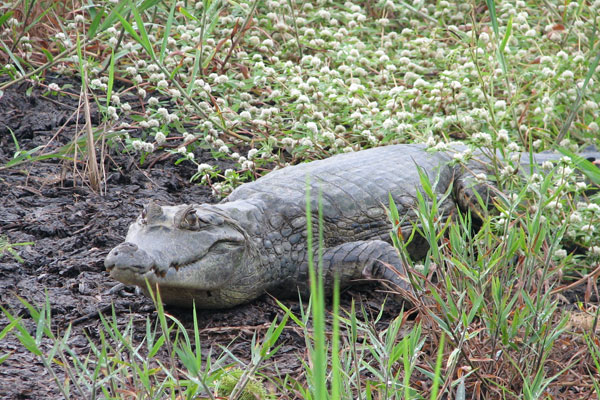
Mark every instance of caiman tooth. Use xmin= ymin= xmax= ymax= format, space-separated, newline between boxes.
xmin=152 ymin=265 xmax=167 ymax=277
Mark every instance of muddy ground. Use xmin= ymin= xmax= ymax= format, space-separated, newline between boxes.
xmin=0 ymin=78 xmax=406 ymax=399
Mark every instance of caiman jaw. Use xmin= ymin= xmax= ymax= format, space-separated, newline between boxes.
xmin=105 ymin=239 xmax=241 ymax=290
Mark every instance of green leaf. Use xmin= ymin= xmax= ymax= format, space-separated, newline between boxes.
xmin=85 ymin=0 xmax=107 ymax=37
xmin=559 ymin=147 xmax=600 ymax=186
xmin=22 ymin=4 xmax=54 ymax=36
xmin=40 ymin=48 xmax=54 ymax=63
xmin=499 ymin=15 xmax=513 ymax=53
xmin=429 ymin=333 xmax=445 ymax=400
xmin=115 ymin=12 xmax=145 ymax=51
xmin=179 ymin=6 xmax=198 ymax=21
xmin=130 ymin=0 xmax=156 ymax=59
xmin=148 ymin=334 xmax=166 ymax=358
xmin=0 ymin=10 xmax=14 ymax=27
xmin=1 ymin=41 xmax=25 ymax=74
xmin=486 ymin=0 xmax=499 ymax=37
xmin=486 ymin=0 xmax=509 ymax=73
xmin=1 ymin=307 xmax=42 ymax=356
xmin=75 ymin=32 xmax=85 ymax=82
xmin=106 ymin=49 xmax=116 ymax=108
xmin=139 ymin=0 xmax=162 ymax=11
xmin=0 ymin=353 xmax=11 ymax=365
xmin=159 ymin=0 xmax=177 ymax=64
xmin=0 ymin=316 xmax=22 ymax=340
xmin=96 ymin=0 xmax=129 ymax=35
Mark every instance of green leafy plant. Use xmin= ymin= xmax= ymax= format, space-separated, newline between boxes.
xmin=0 ymin=235 xmax=33 ymax=263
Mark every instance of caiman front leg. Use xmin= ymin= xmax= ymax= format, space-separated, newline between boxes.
xmin=297 ymin=240 xmax=414 ymax=299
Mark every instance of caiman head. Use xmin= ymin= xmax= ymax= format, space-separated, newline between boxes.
xmin=105 ymin=201 xmax=259 ymax=308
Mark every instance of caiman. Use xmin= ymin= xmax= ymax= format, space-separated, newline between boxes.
xmin=104 ymin=143 xmax=600 ymax=308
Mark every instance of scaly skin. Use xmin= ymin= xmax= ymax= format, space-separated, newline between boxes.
xmin=104 ymin=144 xmax=600 ymax=308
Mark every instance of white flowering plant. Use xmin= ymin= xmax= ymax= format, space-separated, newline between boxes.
xmin=3 ymin=0 xmax=600 ymax=397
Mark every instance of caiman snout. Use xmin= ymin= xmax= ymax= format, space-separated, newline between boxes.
xmin=105 ymin=242 xmax=154 ymax=275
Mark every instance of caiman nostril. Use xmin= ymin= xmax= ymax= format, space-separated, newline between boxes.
xmin=105 ymin=242 xmax=154 ymax=275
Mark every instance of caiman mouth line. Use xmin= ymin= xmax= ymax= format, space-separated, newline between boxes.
xmin=108 ymin=240 xmax=241 ymax=278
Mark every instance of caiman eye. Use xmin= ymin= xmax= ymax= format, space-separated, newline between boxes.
xmin=176 ymin=206 xmax=224 ymax=229
xmin=181 ymin=209 xmax=200 ymax=230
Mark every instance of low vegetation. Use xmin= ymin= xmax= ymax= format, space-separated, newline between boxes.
xmin=1 ymin=0 xmax=600 ymax=398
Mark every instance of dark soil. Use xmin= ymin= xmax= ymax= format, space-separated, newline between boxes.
xmin=0 ymin=78 xmax=404 ymax=399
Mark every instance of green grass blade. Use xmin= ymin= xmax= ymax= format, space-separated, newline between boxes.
xmin=557 ymin=49 xmax=600 ymax=142
xmin=0 ymin=353 xmax=11 ymax=365
xmin=200 ymin=1 xmax=224 ymax=69
xmin=1 ymin=41 xmax=25 ymax=74
xmin=40 ymin=48 xmax=54 ymax=63
xmin=139 ymin=0 xmax=161 ymax=11
xmin=159 ymin=0 xmax=176 ymax=64
xmin=115 ymin=12 xmax=145 ymax=52
xmin=97 ymin=0 xmax=129 ymax=34
xmin=558 ymin=147 xmax=600 ymax=185
xmin=187 ymin=47 xmax=202 ymax=95
xmin=0 ymin=315 xmax=22 ymax=341
xmin=21 ymin=4 xmax=55 ymax=37
xmin=76 ymin=32 xmax=85 ymax=80
xmin=499 ymin=15 xmax=513 ymax=53
xmin=130 ymin=0 xmax=156 ymax=59
xmin=274 ymin=298 xmax=306 ymax=328
xmin=87 ymin=1 xmax=105 ymax=38
xmin=1 ymin=306 xmax=43 ymax=356
xmin=486 ymin=0 xmax=499 ymax=37
xmin=0 ymin=10 xmax=14 ymax=27
xmin=304 ymin=177 xmax=328 ymax=399
xmin=106 ymin=49 xmax=116 ymax=108
xmin=429 ymin=333 xmax=445 ymax=400
xmin=330 ymin=270 xmax=341 ymax=399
